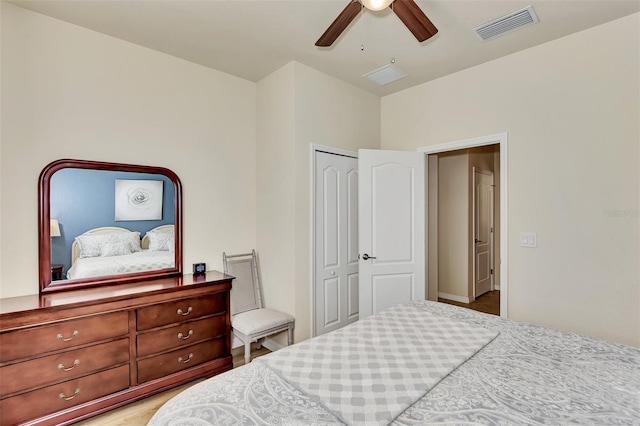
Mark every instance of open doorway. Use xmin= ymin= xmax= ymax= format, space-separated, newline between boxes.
xmin=420 ymin=133 xmax=507 ymax=318
xmin=428 ymin=146 xmax=500 ymax=315
xmin=311 ymin=134 xmax=508 ymax=337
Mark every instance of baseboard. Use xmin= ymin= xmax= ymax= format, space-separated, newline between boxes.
xmin=494 ymin=284 xmax=501 ymax=291
xmin=438 ymin=292 xmax=470 ymax=304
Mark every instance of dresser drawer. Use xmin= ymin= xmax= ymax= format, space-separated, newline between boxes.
xmin=137 ymin=294 xmax=226 ymax=331
xmin=0 ymin=338 xmax=129 ymax=397
xmin=0 ymin=311 xmax=129 ymax=363
xmin=137 ymin=315 xmax=226 ymax=357
xmin=0 ymin=364 xmax=129 ymax=425
xmin=137 ymin=337 xmax=225 ymax=383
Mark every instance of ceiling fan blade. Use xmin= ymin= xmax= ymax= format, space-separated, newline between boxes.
xmin=392 ymin=0 xmax=438 ymax=42
xmin=316 ymin=0 xmax=362 ymax=47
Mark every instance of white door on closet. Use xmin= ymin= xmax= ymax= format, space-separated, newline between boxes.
xmin=314 ymin=151 xmax=359 ymax=336
xmin=358 ymin=149 xmax=426 ymax=319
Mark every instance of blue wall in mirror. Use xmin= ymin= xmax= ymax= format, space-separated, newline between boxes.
xmin=50 ymin=168 xmax=175 ymax=275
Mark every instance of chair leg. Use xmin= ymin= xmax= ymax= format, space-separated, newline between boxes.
xmin=244 ymin=340 xmax=251 ymax=365
xmin=287 ymin=325 xmax=294 ymax=346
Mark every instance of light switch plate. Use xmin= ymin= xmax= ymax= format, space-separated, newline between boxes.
xmin=520 ymin=232 xmax=537 ymax=248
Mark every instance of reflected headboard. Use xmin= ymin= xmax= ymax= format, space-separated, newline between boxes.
xmin=70 ymin=225 xmax=175 ymax=265
xmin=71 ymin=226 xmax=132 ymax=265
xmin=141 ymin=224 xmax=174 ymax=249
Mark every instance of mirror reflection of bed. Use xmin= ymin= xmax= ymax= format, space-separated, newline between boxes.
xmin=40 ymin=159 xmax=183 ymax=292
xmin=67 ymin=224 xmax=175 ymax=280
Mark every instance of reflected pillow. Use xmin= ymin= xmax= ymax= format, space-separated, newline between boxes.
xmin=101 ymin=242 xmax=133 ymax=257
xmin=147 ymin=231 xmax=174 ymax=252
xmin=119 ymin=231 xmax=142 ymax=253
xmin=75 ymin=234 xmax=103 ymax=258
xmin=75 ymin=231 xmax=141 ymax=258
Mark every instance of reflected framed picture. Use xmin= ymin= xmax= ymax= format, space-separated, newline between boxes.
xmin=115 ymin=179 xmax=163 ymax=221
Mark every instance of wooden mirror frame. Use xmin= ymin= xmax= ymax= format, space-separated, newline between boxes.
xmin=39 ymin=159 xmax=183 ymax=293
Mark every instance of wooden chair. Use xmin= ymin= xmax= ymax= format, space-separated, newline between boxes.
xmin=223 ymin=250 xmax=294 ymax=364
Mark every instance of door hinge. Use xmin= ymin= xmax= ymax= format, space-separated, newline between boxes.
xmin=490 ymin=227 xmax=493 ymax=233
xmin=490 ymin=269 xmax=494 ymax=275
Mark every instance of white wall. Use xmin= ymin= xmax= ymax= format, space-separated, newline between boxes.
xmin=382 ymin=14 xmax=640 ymax=346
xmin=1 ymin=3 xmax=257 ymax=298
xmin=257 ymin=62 xmax=380 ymax=344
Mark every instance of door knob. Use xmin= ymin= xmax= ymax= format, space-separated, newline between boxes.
xmin=475 ymin=238 xmax=483 ymax=244
xmin=362 ymin=253 xmax=377 ymax=260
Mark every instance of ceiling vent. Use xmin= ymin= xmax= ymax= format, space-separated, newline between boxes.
xmin=473 ymin=5 xmax=539 ymax=41
xmin=362 ymin=64 xmax=408 ymax=86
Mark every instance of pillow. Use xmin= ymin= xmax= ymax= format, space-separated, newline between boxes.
xmin=147 ymin=231 xmax=174 ymax=252
xmin=75 ymin=234 xmax=104 ymax=258
xmin=119 ymin=231 xmax=142 ymax=253
xmin=101 ymin=242 xmax=133 ymax=257
xmin=75 ymin=231 xmax=141 ymax=258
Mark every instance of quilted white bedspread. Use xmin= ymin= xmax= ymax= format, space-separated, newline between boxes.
xmin=148 ymin=301 xmax=640 ymax=425
xmin=66 ymin=250 xmax=174 ymax=279
xmin=257 ymin=304 xmax=497 ymax=425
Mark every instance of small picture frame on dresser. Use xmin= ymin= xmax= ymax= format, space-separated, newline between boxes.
xmin=193 ymin=263 xmax=206 ymax=275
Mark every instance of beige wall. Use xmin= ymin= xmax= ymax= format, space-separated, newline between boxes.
xmin=1 ymin=3 xmax=257 ymax=298
xmin=1 ymin=4 xmax=381 ymax=346
xmin=3 ymin=2 xmax=637 ymax=348
xmin=437 ymin=151 xmax=469 ymax=299
xmin=436 ymin=146 xmax=496 ymax=301
xmin=382 ymin=14 xmax=640 ymax=346
xmin=257 ymin=62 xmax=380 ymax=344
xmin=427 ymin=154 xmax=438 ymax=302
xmin=255 ymin=63 xmax=297 ymax=342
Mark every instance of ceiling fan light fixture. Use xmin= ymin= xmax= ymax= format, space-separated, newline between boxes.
xmin=361 ymin=0 xmax=394 ymax=12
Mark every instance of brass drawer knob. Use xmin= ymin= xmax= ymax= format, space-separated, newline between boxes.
xmin=176 ymin=307 xmax=193 ymax=316
xmin=57 ymin=359 xmax=80 ymax=372
xmin=56 ymin=330 xmax=79 ymax=342
xmin=177 ymin=330 xmax=194 ymax=340
xmin=178 ymin=353 xmax=193 ymax=364
xmin=58 ymin=388 xmax=80 ymax=401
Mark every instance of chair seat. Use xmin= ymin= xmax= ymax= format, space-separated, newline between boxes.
xmin=232 ymin=308 xmax=294 ymax=336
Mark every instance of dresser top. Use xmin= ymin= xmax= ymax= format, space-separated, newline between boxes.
xmin=0 ymin=271 xmax=233 ymax=317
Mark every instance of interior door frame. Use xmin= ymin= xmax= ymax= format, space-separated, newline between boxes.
xmin=418 ymin=132 xmax=508 ymax=318
xmin=472 ymin=167 xmax=495 ymax=300
xmin=310 ymin=144 xmax=358 ymax=337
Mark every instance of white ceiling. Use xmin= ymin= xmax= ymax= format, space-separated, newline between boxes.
xmin=9 ymin=0 xmax=640 ymax=96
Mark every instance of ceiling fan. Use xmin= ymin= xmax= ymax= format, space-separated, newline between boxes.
xmin=316 ymin=0 xmax=438 ymax=47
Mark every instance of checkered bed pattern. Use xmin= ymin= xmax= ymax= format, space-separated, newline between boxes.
xmin=257 ymin=304 xmax=498 ymax=425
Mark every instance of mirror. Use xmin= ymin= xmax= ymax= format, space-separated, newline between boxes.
xmin=39 ymin=159 xmax=182 ymax=293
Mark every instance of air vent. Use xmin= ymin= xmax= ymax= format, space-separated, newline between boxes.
xmin=473 ymin=5 xmax=539 ymax=41
xmin=362 ymin=64 xmax=408 ymax=86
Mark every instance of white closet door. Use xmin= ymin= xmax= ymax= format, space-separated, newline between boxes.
xmin=315 ymin=151 xmax=359 ymax=336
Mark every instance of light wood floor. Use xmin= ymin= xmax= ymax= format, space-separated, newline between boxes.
xmin=73 ymin=344 xmax=270 ymax=426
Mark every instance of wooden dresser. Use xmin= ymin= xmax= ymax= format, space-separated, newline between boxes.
xmin=0 ymin=271 xmax=233 ymax=426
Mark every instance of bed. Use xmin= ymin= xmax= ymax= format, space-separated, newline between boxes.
xmin=66 ymin=225 xmax=175 ymax=279
xmin=148 ymin=300 xmax=639 ymax=425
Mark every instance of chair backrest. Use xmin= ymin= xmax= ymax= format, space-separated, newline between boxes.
xmin=223 ymin=250 xmax=263 ymax=315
